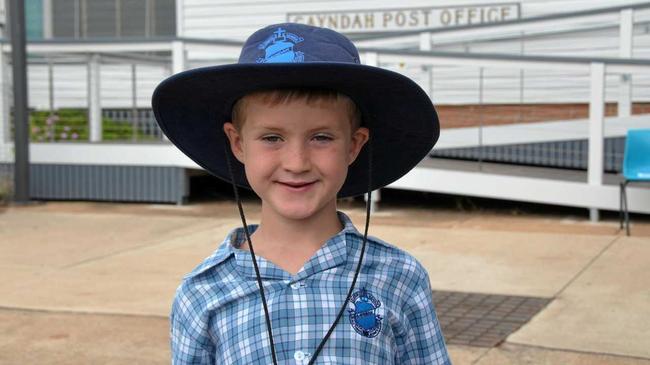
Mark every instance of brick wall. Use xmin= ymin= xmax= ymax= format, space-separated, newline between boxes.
xmin=437 ymin=102 xmax=650 ymax=128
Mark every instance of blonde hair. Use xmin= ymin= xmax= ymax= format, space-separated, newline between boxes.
xmin=231 ymin=89 xmax=361 ymax=132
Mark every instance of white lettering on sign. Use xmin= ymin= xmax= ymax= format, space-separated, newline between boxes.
xmin=287 ymin=3 xmax=520 ymax=33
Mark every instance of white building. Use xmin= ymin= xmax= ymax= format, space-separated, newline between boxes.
xmin=1 ymin=0 xmax=649 ymax=218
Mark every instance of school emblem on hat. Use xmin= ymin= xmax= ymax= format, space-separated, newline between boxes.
xmin=348 ymin=288 xmax=383 ymax=338
xmin=257 ymin=27 xmax=305 ymax=63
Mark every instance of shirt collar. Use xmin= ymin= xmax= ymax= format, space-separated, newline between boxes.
xmin=230 ymin=211 xmax=362 ymax=281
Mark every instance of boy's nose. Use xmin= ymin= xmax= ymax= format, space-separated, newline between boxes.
xmin=282 ymin=142 xmax=311 ymax=173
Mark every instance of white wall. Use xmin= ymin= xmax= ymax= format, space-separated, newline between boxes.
xmin=178 ymin=0 xmax=650 ymax=105
xmin=180 ymin=0 xmax=647 ymax=40
xmin=20 ymin=0 xmax=650 ymax=109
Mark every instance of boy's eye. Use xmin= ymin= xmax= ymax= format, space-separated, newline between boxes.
xmin=313 ymin=134 xmax=333 ymax=142
xmin=261 ymin=135 xmax=282 ymax=143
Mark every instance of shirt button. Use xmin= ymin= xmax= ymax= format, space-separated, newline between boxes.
xmin=294 ymin=350 xmax=305 ymax=361
xmin=290 ymin=283 xmax=301 ymax=289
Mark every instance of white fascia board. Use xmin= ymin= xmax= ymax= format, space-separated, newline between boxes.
xmin=390 ymin=166 xmax=650 ymax=214
xmin=436 ymin=114 xmax=650 ymax=149
xmin=14 ymin=42 xmax=173 ymax=54
xmin=28 ymin=143 xmax=200 ymax=168
xmin=100 ymin=55 xmax=168 ymax=67
xmin=426 ymin=23 xmax=618 ymax=48
xmin=184 ymin=42 xmax=242 ymax=58
xmin=428 ymin=14 xmax=617 ymax=46
xmin=607 ymin=64 xmax=650 ymax=75
xmin=375 ymin=53 xmax=588 ymax=72
xmin=355 ymin=35 xmax=419 ymax=49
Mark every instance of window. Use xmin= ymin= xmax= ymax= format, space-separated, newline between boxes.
xmin=51 ymin=0 xmax=175 ymax=39
xmin=26 ymin=0 xmax=45 ymax=40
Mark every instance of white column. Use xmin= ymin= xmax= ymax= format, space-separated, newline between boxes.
xmin=618 ymin=9 xmax=633 ymax=117
xmin=88 ymin=54 xmax=102 ymax=142
xmin=0 ymin=49 xmax=8 ymax=146
xmin=175 ymin=0 xmax=184 ymax=37
xmin=172 ymin=40 xmax=186 ymax=75
xmin=588 ymin=62 xmax=605 ymax=222
xmin=43 ymin=0 xmax=53 ymax=39
xmin=168 ymin=42 xmax=187 ymax=142
xmin=420 ymin=32 xmax=433 ymax=98
xmin=364 ymin=189 xmax=381 ymax=214
xmin=364 ymin=51 xmax=381 ymax=212
xmin=363 ymin=51 xmax=378 ymax=68
xmin=478 ymin=67 xmax=484 ymax=171
xmin=419 ymin=32 xmax=431 ymax=51
xmin=168 ymin=41 xmax=186 ymax=142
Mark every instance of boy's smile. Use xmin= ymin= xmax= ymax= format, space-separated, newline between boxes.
xmin=224 ymin=95 xmax=369 ymax=223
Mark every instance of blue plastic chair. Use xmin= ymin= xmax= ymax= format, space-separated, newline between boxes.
xmin=619 ymin=129 xmax=650 ymax=236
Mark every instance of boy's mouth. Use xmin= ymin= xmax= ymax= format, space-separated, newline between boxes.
xmin=277 ymin=181 xmax=316 ymax=189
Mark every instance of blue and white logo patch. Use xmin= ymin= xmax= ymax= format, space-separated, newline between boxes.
xmin=257 ymin=27 xmax=305 ymax=63
xmin=348 ymin=288 xmax=383 ymax=338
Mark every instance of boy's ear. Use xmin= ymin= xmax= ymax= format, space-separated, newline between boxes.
xmin=223 ymin=122 xmax=245 ymax=163
xmin=348 ymin=127 xmax=370 ymax=165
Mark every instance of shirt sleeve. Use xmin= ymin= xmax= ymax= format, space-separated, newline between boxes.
xmin=170 ymin=283 xmax=216 ymax=365
xmin=395 ymin=267 xmax=451 ymax=365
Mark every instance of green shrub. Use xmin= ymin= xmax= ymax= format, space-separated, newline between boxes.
xmin=30 ymin=109 xmax=87 ymax=142
xmin=29 ymin=109 xmax=156 ymax=142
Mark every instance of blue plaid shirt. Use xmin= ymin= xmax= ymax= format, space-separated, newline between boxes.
xmin=171 ymin=211 xmax=450 ymax=364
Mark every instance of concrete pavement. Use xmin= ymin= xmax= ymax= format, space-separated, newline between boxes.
xmin=0 ymin=201 xmax=648 ymax=364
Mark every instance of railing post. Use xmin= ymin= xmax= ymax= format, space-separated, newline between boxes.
xmin=88 ymin=54 xmax=102 ymax=142
xmin=131 ymin=64 xmax=138 ymax=142
xmin=618 ymin=8 xmax=633 ymax=117
xmin=588 ymin=62 xmax=605 ymax=222
xmin=48 ymin=58 xmax=54 ymax=115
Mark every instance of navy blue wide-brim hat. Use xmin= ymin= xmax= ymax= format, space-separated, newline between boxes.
xmin=152 ymin=23 xmax=439 ymax=198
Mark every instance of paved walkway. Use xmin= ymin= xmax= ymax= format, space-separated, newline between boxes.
xmin=1 ymin=201 xmax=648 ymax=364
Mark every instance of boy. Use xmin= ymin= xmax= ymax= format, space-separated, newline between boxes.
xmin=152 ymin=23 xmax=450 ymax=364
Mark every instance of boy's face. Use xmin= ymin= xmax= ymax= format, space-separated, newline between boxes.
xmin=223 ymin=96 xmax=369 ymax=221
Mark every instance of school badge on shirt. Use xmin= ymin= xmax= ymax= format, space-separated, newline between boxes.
xmin=348 ymin=288 xmax=383 ymax=338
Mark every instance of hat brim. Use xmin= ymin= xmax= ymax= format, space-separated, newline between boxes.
xmin=151 ymin=62 xmax=439 ymax=198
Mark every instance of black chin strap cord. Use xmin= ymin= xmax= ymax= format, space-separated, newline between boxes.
xmin=223 ymin=143 xmax=279 ymax=365
xmin=223 ymin=130 xmax=373 ymax=365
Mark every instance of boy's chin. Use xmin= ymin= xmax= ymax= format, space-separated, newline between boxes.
xmin=266 ymin=202 xmax=335 ymax=222
xmin=274 ymin=207 xmax=323 ymax=221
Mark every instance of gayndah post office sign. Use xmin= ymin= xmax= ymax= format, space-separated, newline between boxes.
xmin=287 ymin=3 xmax=520 ymax=33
